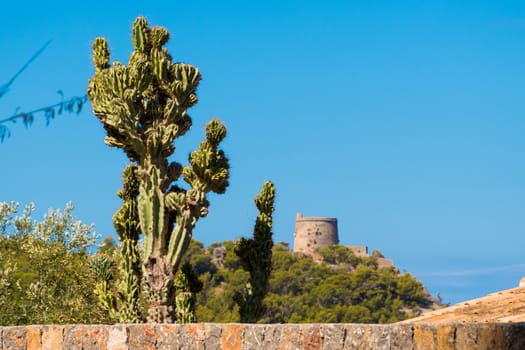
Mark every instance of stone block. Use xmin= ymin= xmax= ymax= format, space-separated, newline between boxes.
xmin=261 ymin=325 xmax=282 ymax=348
xmin=177 ymin=323 xmax=205 ymax=350
xmin=368 ymin=324 xmax=393 ymax=350
xmin=490 ymin=323 xmax=525 ymax=350
xmin=222 ymin=323 xmax=243 ymax=350
xmin=366 ymin=324 xmax=412 ymax=350
xmin=319 ymin=323 xmax=345 ymax=350
xmin=389 ymin=324 xmax=414 ymax=350
xmin=455 ymin=323 xmax=478 ymax=349
xmin=279 ymin=324 xmax=302 ymax=350
xmin=106 ymin=325 xmax=129 ymax=350
xmin=476 ymin=324 xmax=496 ymax=350
xmin=242 ymin=324 xmax=263 ymax=349
xmin=299 ymin=324 xmax=321 ymax=350
xmin=3 ymin=326 xmax=26 ymax=350
xmin=42 ymin=326 xmax=63 ymax=350
xmin=344 ymin=324 xmax=372 ymax=349
xmin=436 ymin=324 xmax=455 ymax=350
xmin=203 ymin=324 xmax=222 ymax=350
xmin=495 ymin=323 xmax=514 ymax=350
xmin=507 ymin=323 xmax=525 ymax=350
xmin=413 ymin=323 xmax=437 ymax=350
xmin=242 ymin=324 xmax=281 ymax=349
xmin=128 ymin=324 xmax=156 ymax=350
xmin=83 ymin=325 xmax=108 ymax=350
xmin=26 ymin=326 xmax=41 ymax=350
xmin=155 ymin=324 xmax=178 ymax=350
xmin=63 ymin=325 xmax=83 ymax=350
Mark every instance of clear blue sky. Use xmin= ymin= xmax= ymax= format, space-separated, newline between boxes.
xmin=1 ymin=1 xmax=524 ymax=305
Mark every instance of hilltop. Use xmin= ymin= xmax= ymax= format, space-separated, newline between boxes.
xmin=185 ymin=240 xmax=442 ymax=323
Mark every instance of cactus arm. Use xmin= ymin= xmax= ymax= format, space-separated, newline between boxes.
xmin=112 ymin=164 xmax=143 ymax=322
xmin=138 ymin=164 xmax=166 ymax=258
xmin=174 ymin=262 xmax=203 ymax=323
xmin=88 ymin=255 xmax=118 ymax=321
xmin=234 ymin=181 xmax=276 ymax=323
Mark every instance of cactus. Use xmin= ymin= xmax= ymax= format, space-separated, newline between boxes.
xmin=113 ymin=164 xmax=143 ymax=322
xmin=89 ymin=164 xmax=143 ymax=322
xmin=88 ymin=254 xmax=118 ymax=320
xmin=174 ymin=262 xmax=203 ymax=323
xmin=234 ymin=181 xmax=275 ymax=323
xmin=88 ymin=17 xmax=229 ymax=322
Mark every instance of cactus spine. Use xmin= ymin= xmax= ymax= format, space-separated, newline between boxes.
xmin=88 ymin=17 xmax=229 ymax=322
xmin=234 ymin=181 xmax=275 ymax=323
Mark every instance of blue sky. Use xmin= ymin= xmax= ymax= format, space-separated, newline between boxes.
xmin=1 ymin=1 xmax=525 ymax=305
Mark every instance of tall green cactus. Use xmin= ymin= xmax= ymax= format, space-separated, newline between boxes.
xmin=174 ymin=262 xmax=203 ymax=323
xmin=89 ymin=164 xmax=143 ymax=322
xmin=88 ymin=17 xmax=229 ymax=322
xmin=113 ymin=164 xmax=142 ymax=322
xmin=88 ymin=254 xmax=118 ymax=320
xmin=234 ymin=181 xmax=275 ymax=323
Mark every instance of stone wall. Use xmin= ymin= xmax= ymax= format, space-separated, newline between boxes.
xmin=1 ymin=323 xmax=524 ymax=349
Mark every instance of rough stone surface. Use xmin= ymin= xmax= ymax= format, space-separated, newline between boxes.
xmin=3 ymin=326 xmax=26 ymax=350
xmin=128 ymin=324 xmax=156 ymax=350
xmin=155 ymin=324 xmax=177 ymax=350
xmin=368 ymin=325 xmax=393 ymax=350
xmin=344 ymin=324 xmax=372 ymax=349
xmin=242 ymin=325 xmax=263 ymax=349
xmin=26 ymin=326 xmax=42 ymax=350
xmin=319 ymin=323 xmax=345 ymax=350
xmin=413 ymin=323 xmax=437 ymax=350
xmin=260 ymin=324 xmax=282 ymax=348
xmin=495 ymin=323 xmax=514 ymax=350
xmin=83 ymin=325 xmax=108 ymax=350
xmin=491 ymin=323 xmax=525 ymax=350
xmin=42 ymin=326 xmax=63 ymax=350
xmin=299 ymin=324 xmax=321 ymax=350
xmin=221 ymin=323 xmax=241 ymax=350
xmin=63 ymin=325 xmax=83 ymax=350
xmin=389 ymin=324 xmax=414 ymax=350
xmin=507 ymin=323 xmax=525 ymax=350
xmin=436 ymin=324 xmax=455 ymax=350
xmin=279 ymin=324 xmax=302 ymax=350
xmin=106 ymin=325 xmax=129 ymax=350
xmin=2 ymin=322 xmax=525 ymax=349
xmin=204 ymin=324 xmax=222 ymax=350
xmin=455 ymin=323 xmax=478 ymax=349
xmin=477 ymin=324 xmax=497 ymax=350
xmin=177 ymin=323 xmax=206 ymax=350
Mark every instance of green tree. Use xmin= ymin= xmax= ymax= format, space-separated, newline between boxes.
xmin=87 ymin=17 xmax=230 ymax=322
xmin=188 ymin=239 xmax=439 ymax=324
xmin=318 ymin=244 xmax=360 ymax=267
xmin=0 ymin=202 xmax=108 ymax=325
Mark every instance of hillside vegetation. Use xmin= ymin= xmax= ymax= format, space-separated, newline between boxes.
xmin=186 ymin=240 xmax=438 ymax=323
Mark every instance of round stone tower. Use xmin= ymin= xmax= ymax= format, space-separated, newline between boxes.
xmin=293 ymin=213 xmax=339 ymax=260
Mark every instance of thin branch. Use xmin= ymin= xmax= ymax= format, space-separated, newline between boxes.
xmin=0 ymin=40 xmax=53 ymax=99
xmin=0 ymin=94 xmax=88 ymax=142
